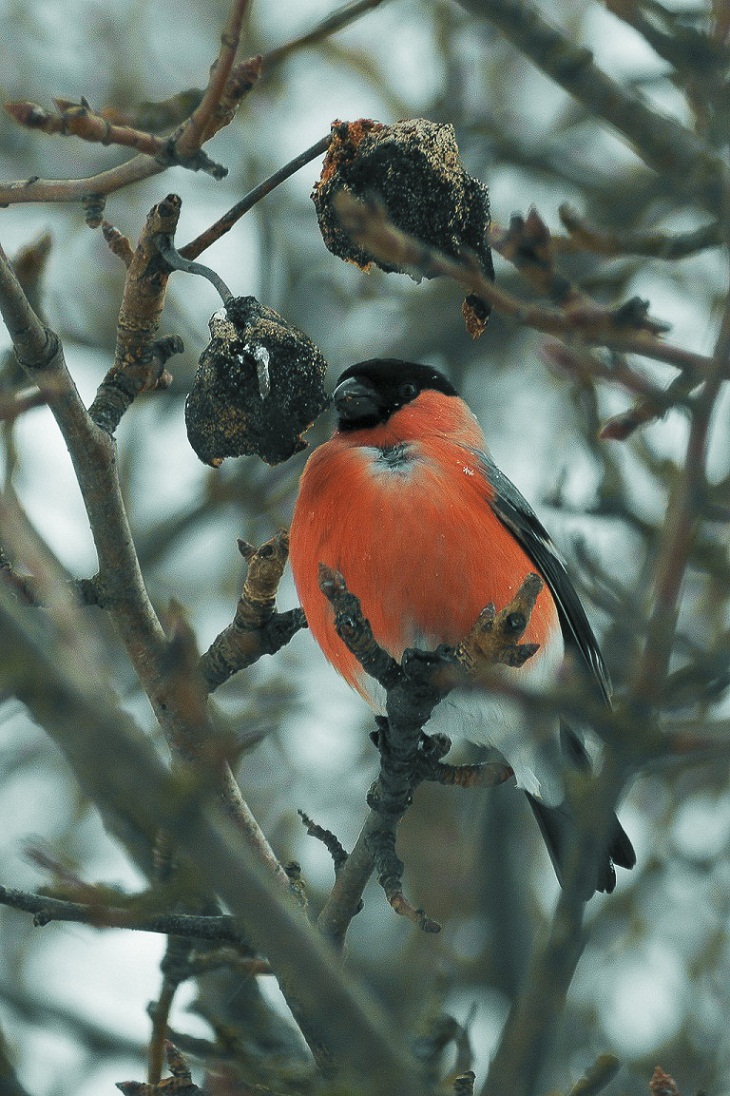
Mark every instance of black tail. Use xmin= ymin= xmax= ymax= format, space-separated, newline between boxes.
xmin=527 ymin=794 xmax=636 ymax=898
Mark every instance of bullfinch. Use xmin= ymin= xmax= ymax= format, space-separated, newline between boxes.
xmin=289 ymin=358 xmax=635 ymax=895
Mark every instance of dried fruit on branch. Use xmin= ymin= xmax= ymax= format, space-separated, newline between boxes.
xmin=312 ymin=118 xmax=494 ymax=336
xmin=185 ymin=296 xmax=329 ymax=466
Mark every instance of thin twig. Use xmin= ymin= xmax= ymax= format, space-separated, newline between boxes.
xmin=630 ymin=257 xmax=730 ymax=709
xmin=5 ymin=98 xmax=172 ymax=159
xmin=181 ymin=134 xmax=332 ymax=260
xmin=174 ymin=0 xmax=251 ymax=157
xmin=0 ymin=883 xmax=251 ymax=943
xmin=263 ymin=0 xmax=391 ymax=68
xmin=148 ymin=938 xmax=193 ymax=1084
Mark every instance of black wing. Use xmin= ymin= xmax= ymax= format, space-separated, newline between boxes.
xmin=478 ymin=452 xmax=612 ymax=705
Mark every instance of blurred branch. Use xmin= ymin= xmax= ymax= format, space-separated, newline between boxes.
xmin=629 ymin=256 xmax=730 ymax=710
xmin=0 ymin=234 xmax=289 ymax=891
xmin=649 ymin=1066 xmax=682 ymax=1096
xmin=565 ymin=1054 xmax=620 ymax=1096
xmin=543 ymin=343 xmax=698 ymax=442
xmin=605 ymin=0 xmax=728 ymax=86
xmin=0 ymin=979 xmax=143 ymax=1059
xmin=148 ymin=938 xmax=194 ymax=1084
xmin=333 ymin=192 xmax=713 ymax=376
xmin=558 ymin=204 xmax=721 ymax=260
xmin=0 ymin=1028 xmax=30 ymax=1096
xmin=0 ymin=585 xmax=427 ymax=1095
xmin=0 ymin=384 xmax=57 ymax=423
xmin=480 ymin=749 xmax=629 ymax=1096
xmin=457 ymin=0 xmax=729 ymax=210
xmin=263 ymin=0 xmax=392 ymax=68
xmin=0 ymin=1 xmax=259 ymax=207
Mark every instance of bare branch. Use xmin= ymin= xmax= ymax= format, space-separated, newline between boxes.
xmin=174 ymin=0 xmax=252 ymax=157
xmin=263 ymin=0 xmax=391 ymax=68
xmin=200 ymin=531 xmax=307 ymax=692
xmin=333 ymin=191 xmax=713 ymax=376
xmin=317 ymin=567 xmax=542 ymax=944
xmin=629 ymin=260 xmax=730 ymax=708
xmin=0 ymin=3 xmax=259 ymax=207
xmin=5 ymin=97 xmax=173 ymax=158
xmin=181 ymin=134 xmax=332 ymax=261
xmin=558 ymin=204 xmax=721 ymax=260
xmin=0 ymin=584 xmax=427 ymax=1095
xmin=89 ymin=194 xmax=183 ymax=434
xmin=457 ymin=0 xmax=729 ymax=210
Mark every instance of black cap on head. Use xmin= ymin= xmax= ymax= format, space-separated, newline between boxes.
xmin=333 ymin=358 xmax=458 ymax=429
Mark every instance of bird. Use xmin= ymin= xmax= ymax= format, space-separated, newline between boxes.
xmin=289 ymin=358 xmax=635 ymax=896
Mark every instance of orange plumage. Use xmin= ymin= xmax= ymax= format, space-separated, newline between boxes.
xmin=290 ymin=388 xmax=560 ymax=701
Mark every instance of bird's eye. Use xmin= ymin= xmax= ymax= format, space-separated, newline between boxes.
xmin=398 ymin=382 xmax=418 ymax=402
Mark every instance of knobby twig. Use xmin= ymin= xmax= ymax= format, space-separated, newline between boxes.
xmin=0 ymin=882 xmax=255 ymax=945
xmin=103 ymin=221 xmax=135 ymax=266
xmin=118 ymin=1041 xmax=203 ymax=1096
xmin=199 ymin=531 xmax=307 ymax=692
xmin=316 ymin=566 xmax=538 ymax=943
xmin=4 ymin=98 xmax=221 ymax=179
xmin=89 ymin=194 xmax=184 ymax=435
xmin=333 ymin=191 xmax=713 ymax=377
xmin=299 ymin=810 xmax=349 ymax=874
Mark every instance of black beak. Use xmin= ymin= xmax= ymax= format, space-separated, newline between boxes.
xmin=333 ymin=377 xmax=381 ymax=424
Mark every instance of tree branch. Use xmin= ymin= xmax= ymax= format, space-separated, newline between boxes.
xmin=181 ymin=134 xmax=332 ymax=261
xmin=0 ymin=584 xmax=427 ymax=1095
xmin=457 ymin=0 xmax=729 ymax=210
xmin=333 ymin=191 xmax=713 ymax=376
xmin=0 ymin=2 xmax=258 ymax=207
xmin=200 ymin=531 xmax=306 ymax=692
xmin=316 ymin=567 xmax=538 ymax=944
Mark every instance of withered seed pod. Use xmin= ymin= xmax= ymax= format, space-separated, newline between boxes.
xmin=312 ymin=118 xmax=494 ymax=336
xmin=185 ymin=296 xmax=329 ymax=466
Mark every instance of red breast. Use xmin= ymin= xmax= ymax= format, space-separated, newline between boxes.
xmin=289 ymin=388 xmax=561 ymax=704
